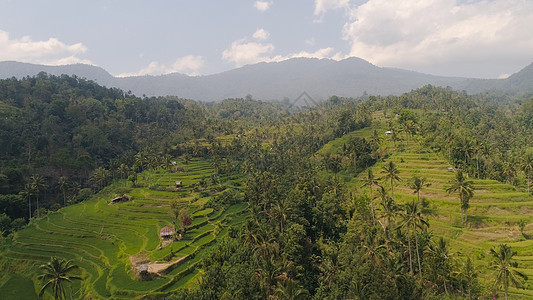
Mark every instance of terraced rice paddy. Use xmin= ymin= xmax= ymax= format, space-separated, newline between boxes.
xmin=325 ymin=111 xmax=533 ymax=298
xmin=0 ymin=159 xmax=248 ymax=299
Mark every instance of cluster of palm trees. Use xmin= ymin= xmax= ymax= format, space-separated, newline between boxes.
xmin=19 ymin=174 xmax=46 ymax=219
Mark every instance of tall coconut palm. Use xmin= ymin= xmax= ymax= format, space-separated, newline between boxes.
xmin=30 ymin=174 xmax=46 ymax=218
xmin=117 ymin=164 xmax=129 ymax=185
xmin=398 ymin=200 xmax=428 ymax=279
xmin=521 ymin=153 xmax=533 ymax=194
xmin=490 ymin=244 xmax=528 ymax=300
xmin=58 ymin=176 xmax=68 ymax=206
xmin=446 ymin=170 xmax=474 ymax=224
xmin=160 ymin=154 xmax=173 ymax=188
xmin=454 ymin=257 xmax=478 ymax=300
xmin=38 ymin=257 xmax=82 ymax=300
xmin=427 ymin=237 xmax=451 ymax=295
xmin=410 ymin=175 xmax=430 ymax=205
xmin=378 ymin=186 xmax=397 ymax=238
xmin=361 ymin=169 xmax=379 ymax=225
xmin=20 ymin=183 xmax=34 ymax=219
xmin=382 ymin=161 xmax=401 ymax=200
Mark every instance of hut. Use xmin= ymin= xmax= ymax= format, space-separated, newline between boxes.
xmin=111 ymin=194 xmax=130 ymax=204
xmin=160 ymin=226 xmax=175 ymax=239
xmin=137 ymin=264 xmax=148 ymax=274
xmin=173 ymin=166 xmax=185 ymax=173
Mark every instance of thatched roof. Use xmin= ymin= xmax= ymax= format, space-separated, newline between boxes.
xmin=111 ymin=194 xmax=130 ymax=203
xmin=137 ymin=264 xmax=148 ymax=273
xmin=160 ymin=225 xmax=175 ymax=237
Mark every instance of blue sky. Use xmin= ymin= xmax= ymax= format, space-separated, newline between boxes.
xmin=1 ymin=0 xmax=532 ymax=78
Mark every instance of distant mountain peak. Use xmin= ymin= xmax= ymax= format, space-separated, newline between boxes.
xmin=1 ymin=58 xmax=532 ymax=101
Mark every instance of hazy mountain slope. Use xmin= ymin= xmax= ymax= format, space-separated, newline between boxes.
xmin=0 ymin=61 xmax=116 ymax=87
xmin=1 ymin=58 xmax=532 ymax=101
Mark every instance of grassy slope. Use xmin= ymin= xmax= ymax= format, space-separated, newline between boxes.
xmin=0 ymin=158 xmax=247 ymax=299
xmin=321 ymin=111 xmax=533 ymax=299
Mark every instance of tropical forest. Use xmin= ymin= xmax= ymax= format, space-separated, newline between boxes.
xmin=0 ymin=72 xmax=532 ymax=300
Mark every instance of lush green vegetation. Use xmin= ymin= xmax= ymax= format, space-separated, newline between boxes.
xmin=2 ymin=75 xmax=533 ymax=299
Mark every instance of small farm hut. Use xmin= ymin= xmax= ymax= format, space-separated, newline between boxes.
xmin=137 ymin=264 xmax=148 ymax=274
xmin=173 ymin=166 xmax=185 ymax=173
xmin=111 ymin=194 xmax=130 ymax=204
xmin=160 ymin=226 xmax=175 ymax=238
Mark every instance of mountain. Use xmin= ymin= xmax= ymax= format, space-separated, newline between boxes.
xmin=0 ymin=61 xmax=116 ymax=87
xmin=1 ymin=58 xmax=532 ymax=101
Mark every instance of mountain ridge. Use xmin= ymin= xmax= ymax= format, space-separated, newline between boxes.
xmin=1 ymin=58 xmax=532 ymax=101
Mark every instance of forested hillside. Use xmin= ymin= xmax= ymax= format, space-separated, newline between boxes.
xmin=1 ymin=75 xmax=533 ymax=299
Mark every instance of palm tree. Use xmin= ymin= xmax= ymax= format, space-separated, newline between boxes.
xmin=378 ymin=186 xmax=397 ymax=238
xmin=490 ymin=244 xmax=528 ymax=300
xmin=454 ymin=257 xmax=478 ymax=300
xmin=521 ymin=153 xmax=533 ymax=194
xmin=360 ymin=230 xmax=388 ymax=265
xmin=274 ymin=279 xmax=309 ymax=300
xmin=20 ymin=183 xmax=34 ymax=219
xmin=269 ymin=198 xmax=291 ymax=235
xmin=382 ymin=161 xmax=400 ymax=200
xmin=30 ymin=174 xmax=46 ymax=218
xmin=58 ymin=176 xmax=68 ymax=206
xmin=446 ymin=170 xmax=474 ymax=224
xmin=38 ymin=257 xmax=82 ymax=300
xmin=89 ymin=167 xmax=110 ymax=191
xmin=117 ymin=164 xmax=129 ymax=185
xmin=398 ymin=200 xmax=428 ymax=279
xmin=410 ymin=175 xmax=430 ymax=205
xmin=160 ymin=154 xmax=173 ymax=188
xmin=183 ymin=153 xmax=191 ymax=173
xmin=361 ymin=169 xmax=379 ymax=225
xmin=427 ymin=237 xmax=450 ymax=295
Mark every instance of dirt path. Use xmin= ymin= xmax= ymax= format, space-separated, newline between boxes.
xmin=147 ymin=256 xmax=187 ymax=274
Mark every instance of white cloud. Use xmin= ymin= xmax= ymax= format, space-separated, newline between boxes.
xmin=222 ymin=39 xmax=275 ymax=67
xmin=252 ymin=28 xmax=270 ymax=40
xmin=254 ymin=1 xmax=272 ymax=12
xmin=314 ymin=0 xmax=349 ymax=22
xmin=342 ymin=0 xmax=533 ymax=76
xmin=117 ymin=55 xmax=204 ymax=77
xmin=0 ymin=30 xmax=90 ymax=65
xmin=222 ymin=33 xmax=337 ymax=67
xmin=305 ymin=37 xmax=316 ymax=46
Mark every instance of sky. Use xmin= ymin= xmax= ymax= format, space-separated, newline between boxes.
xmin=0 ymin=0 xmax=532 ymax=79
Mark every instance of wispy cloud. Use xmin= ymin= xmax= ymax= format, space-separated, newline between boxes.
xmin=222 ymin=31 xmax=337 ymax=67
xmin=0 ymin=30 xmax=91 ymax=65
xmin=117 ymin=55 xmax=205 ymax=77
xmin=313 ymin=0 xmax=349 ymax=22
xmin=252 ymin=28 xmax=270 ymax=41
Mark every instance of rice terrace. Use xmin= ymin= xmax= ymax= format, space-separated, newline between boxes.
xmin=1 ymin=154 xmax=248 ymax=298
xmin=2 ymin=2 xmax=533 ymax=298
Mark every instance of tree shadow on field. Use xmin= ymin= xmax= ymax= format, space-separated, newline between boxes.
xmin=467 ymin=215 xmax=489 ymax=229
